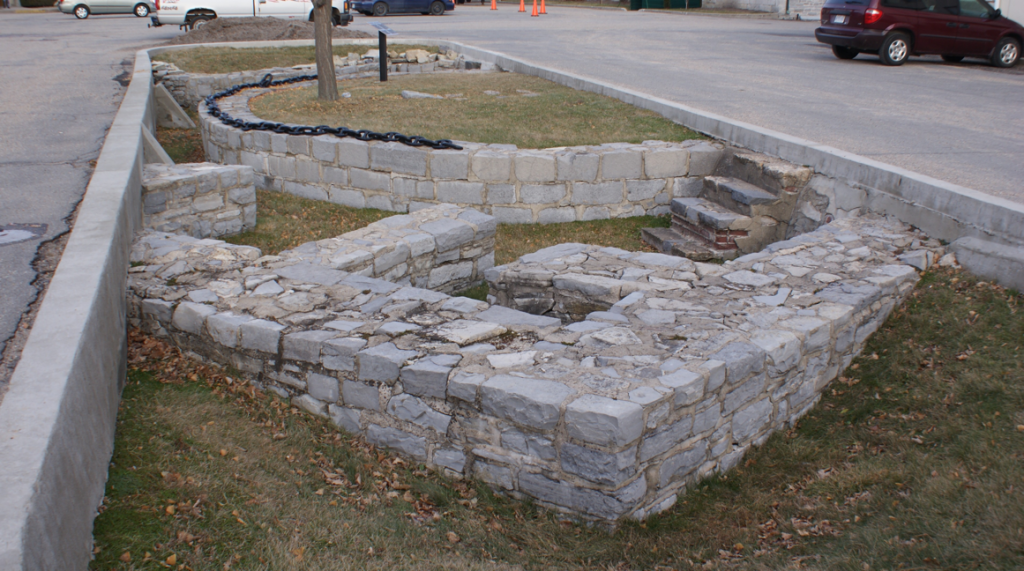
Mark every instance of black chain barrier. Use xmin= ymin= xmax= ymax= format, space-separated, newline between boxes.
xmin=202 ymin=73 xmax=464 ymax=151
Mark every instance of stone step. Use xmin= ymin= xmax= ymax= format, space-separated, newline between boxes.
xmin=670 ymin=197 xmax=752 ymax=231
xmin=702 ymin=176 xmax=779 ymax=216
xmin=730 ymin=152 xmax=813 ymax=195
xmin=640 ymin=227 xmax=735 ymax=262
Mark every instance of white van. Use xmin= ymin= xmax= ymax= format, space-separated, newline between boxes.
xmin=153 ymin=0 xmax=353 ymax=29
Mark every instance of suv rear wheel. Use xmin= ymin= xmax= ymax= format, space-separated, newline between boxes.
xmin=991 ymin=37 xmax=1020 ymax=68
xmin=832 ymin=46 xmax=859 ymax=60
xmin=879 ymin=32 xmax=911 ymax=66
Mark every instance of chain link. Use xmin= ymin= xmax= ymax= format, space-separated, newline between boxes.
xmin=202 ymin=73 xmax=464 ymax=151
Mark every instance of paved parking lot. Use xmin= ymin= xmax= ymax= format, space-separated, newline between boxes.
xmin=350 ymin=5 xmax=1023 ymax=204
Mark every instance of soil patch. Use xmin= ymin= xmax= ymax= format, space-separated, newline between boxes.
xmin=169 ymin=17 xmax=372 ymax=45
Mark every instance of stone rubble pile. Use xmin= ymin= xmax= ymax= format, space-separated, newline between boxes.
xmin=337 ymin=48 xmax=464 ymax=68
xmin=128 ymin=200 xmax=942 ymax=524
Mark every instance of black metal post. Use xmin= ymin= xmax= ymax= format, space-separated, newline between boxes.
xmin=379 ymin=31 xmax=388 ymax=82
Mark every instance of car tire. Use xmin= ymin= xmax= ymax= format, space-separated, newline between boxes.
xmin=134 ymin=2 xmax=149 ymax=16
xmin=991 ymin=37 xmax=1020 ymax=68
xmin=73 ymin=4 xmax=89 ymax=18
xmin=879 ymin=32 xmax=911 ymax=66
xmin=832 ymin=46 xmax=859 ymax=60
xmin=372 ymin=2 xmax=388 ymax=16
xmin=188 ymin=14 xmax=213 ymax=29
xmin=429 ymin=0 xmax=445 ymax=14
xmin=941 ymin=55 xmax=964 ymax=63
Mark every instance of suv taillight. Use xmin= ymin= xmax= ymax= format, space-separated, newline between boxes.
xmin=864 ymin=8 xmax=883 ymax=23
xmin=155 ymin=0 xmax=160 ymax=9
xmin=821 ymin=8 xmax=827 ymax=22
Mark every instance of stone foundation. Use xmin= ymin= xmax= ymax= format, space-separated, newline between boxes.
xmin=127 ymin=201 xmax=942 ymax=524
xmin=142 ymin=163 xmax=257 ymax=239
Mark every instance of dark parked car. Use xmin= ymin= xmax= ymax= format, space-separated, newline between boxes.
xmin=815 ymin=0 xmax=1023 ymax=66
xmin=351 ymin=0 xmax=453 ymax=15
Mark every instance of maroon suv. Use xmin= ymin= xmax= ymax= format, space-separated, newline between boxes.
xmin=815 ymin=0 xmax=1023 ymax=66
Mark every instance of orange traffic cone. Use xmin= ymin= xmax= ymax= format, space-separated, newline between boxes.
xmin=539 ymin=0 xmax=546 ymax=13
xmin=491 ymin=0 xmax=497 ymax=8
xmin=531 ymin=0 xmax=537 ymax=15
xmin=519 ymin=0 xmax=525 ymax=11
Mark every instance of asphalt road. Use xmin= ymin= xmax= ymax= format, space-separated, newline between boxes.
xmin=349 ymin=5 xmax=1023 ymax=203
xmin=0 ymin=13 xmax=178 ymax=384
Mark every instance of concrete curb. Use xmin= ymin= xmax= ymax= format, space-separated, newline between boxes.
xmin=0 ymin=50 xmax=151 ymax=570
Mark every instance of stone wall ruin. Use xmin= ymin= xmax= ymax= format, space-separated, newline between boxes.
xmin=129 ymin=200 xmax=942 ymax=524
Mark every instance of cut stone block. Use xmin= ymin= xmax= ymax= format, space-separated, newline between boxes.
xmin=358 ymin=342 xmax=418 ymax=382
xmin=480 ymin=375 xmax=574 ymax=430
xmin=400 ymin=354 xmax=462 ymax=398
xmin=565 ymin=395 xmax=644 ymax=448
xmin=366 ymin=424 xmax=426 ymax=459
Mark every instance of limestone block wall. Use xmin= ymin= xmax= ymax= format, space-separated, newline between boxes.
xmin=199 ymin=84 xmax=725 ymax=224
xmin=126 ymin=202 xmax=942 ymax=524
xmin=142 ymin=163 xmax=257 ymax=239
xmin=271 ymin=203 xmax=495 ymax=294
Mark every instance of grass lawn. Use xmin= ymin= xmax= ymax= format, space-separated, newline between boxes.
xmin=249 ymin=73 xmax=701 ymax=149
xmin=156 ymin=45 xmax=439 ymax=76
xmin=91 ymin=269 xmax=1024 ymax=570
xmin=224 ymin=190 xmax=669 ymax=265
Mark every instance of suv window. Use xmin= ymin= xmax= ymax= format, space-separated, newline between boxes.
xmin=921 ymin=0 xmax=959 ymax=14
xmin=959 ymin=0 xmax=992 ymax=17
xmin=882 ymin=0 xmax=926 ymax=9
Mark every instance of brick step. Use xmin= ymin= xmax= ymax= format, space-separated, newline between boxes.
xmin=670 ymin=197 xmax=752 ymax=231
xmin=640 ymin=227 xmax=735 ymax=262
xmin=702 ymin=176 xmax=779 ymax=216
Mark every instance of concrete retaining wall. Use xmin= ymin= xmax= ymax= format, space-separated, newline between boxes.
xmin=0 ymin=50 xmax=153 ymax=570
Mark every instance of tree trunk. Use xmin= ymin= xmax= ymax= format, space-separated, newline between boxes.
xmin=312 ymin=0 xmax=338 ymax=101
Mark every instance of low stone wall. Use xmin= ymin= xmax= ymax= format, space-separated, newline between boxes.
xmin=142 ymin=163 xmax=257 ymax=239
xmin=200 ymin=81 xmax=725 ymax=224
xmin=127 ymin=201 xmax=941 ymax=524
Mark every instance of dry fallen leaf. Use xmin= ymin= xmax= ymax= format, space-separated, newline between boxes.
xmin=119 ymin=551 xmax=131 ymax=563
xmin=291 ymin=547 xmax=305 ymax=561
xmin=166 ymin=553 xmax=177 ymax=565
xmin=165 ymin=505 xmax=175 ymax=515
xmin=447 ymin=531 xmax=461 ymax=544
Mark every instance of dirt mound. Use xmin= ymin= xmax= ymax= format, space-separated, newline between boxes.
xmin=169 ymin=17 xmax=372 ymax=45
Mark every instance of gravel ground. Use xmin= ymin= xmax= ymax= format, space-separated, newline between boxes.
xmin=169 ymin=17 xmax=372 ymax=44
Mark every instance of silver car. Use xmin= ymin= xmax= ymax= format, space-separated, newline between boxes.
xmin=57 ymin=0 xmax=157 ymax=19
